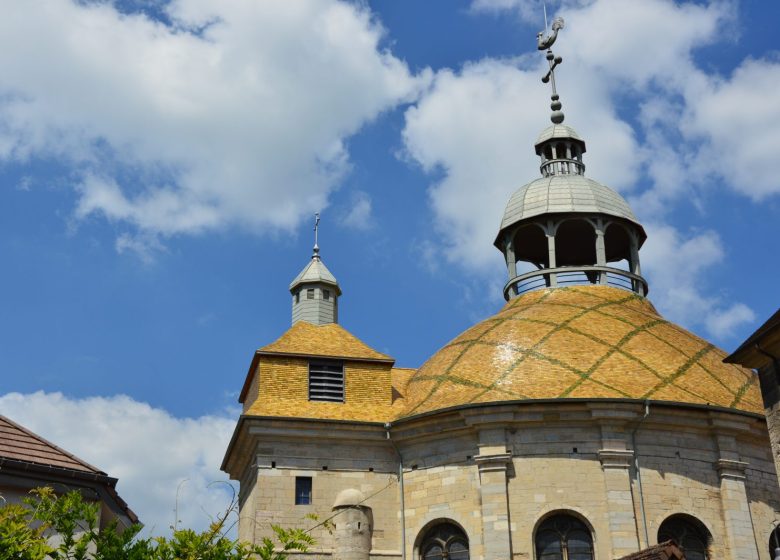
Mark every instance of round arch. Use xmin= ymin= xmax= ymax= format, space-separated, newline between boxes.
xmin=554 ymin=218 xmax=596 ymax=266
xmin=657 ymin=513 xmax=712 ymax=560
xmin=510 ymin=221 xmax=550 ymax=266
xmin=532 ymin=509 xmax=596 ymax=560
xmin=769 ymin=526 xmax=780 ymax=559
xmin=603 ymin=220 xmax=633 ymax=263
xmin=415 ymin=519 xmax=470 ymax=560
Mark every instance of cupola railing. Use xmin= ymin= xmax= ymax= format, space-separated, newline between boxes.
xmin=503 ymin=265 xmax=648 ymax=300
xmin=540 ymin=157 xmax=584 ymax=177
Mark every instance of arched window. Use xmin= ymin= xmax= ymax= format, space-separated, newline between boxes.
xmin=657 ymin=514 xmax=711 ymax=560
xmin=770 ymin=526 xmax=780 ymax=559
xmin=535 ymin=514 xmax=594 ymax=560
xmin=420 ymin=522 xmax=469 ymax=560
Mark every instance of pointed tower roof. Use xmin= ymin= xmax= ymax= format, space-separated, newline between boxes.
xmin=290 ymin=212 xmax=341 ymax=295
xmin=289 ymin=253 xmax=341 ymax=295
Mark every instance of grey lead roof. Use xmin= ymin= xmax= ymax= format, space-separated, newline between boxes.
xmin=535 ymin=124 xmax=584 ymax=146
xmin=498 ymin=175 xmax=641 ymax=232
xmin=289 ymin=256 xmax=341 ymax=293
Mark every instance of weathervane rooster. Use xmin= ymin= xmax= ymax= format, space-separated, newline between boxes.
xmin=537 ymin=16 xmax=566 ymax=124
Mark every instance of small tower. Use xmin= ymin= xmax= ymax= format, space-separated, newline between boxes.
xmin=495 ymin=17 xmax=648 ymax=300
xmin=332 ymin=489 xmax=372 ymax=560
xmin=290 ymin=214 xmax=341 ymax=325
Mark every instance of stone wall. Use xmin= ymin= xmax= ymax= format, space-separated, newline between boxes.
xmin=233 ymin=402 xmax=779 ymax=560
xmin=235 ymin=427 xmax=400 ymax=559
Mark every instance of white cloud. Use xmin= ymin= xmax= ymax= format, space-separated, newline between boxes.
xmin=706 ymin=303 xmax=756 ymax=340
xmin=0 ymin=391 xmax=237 ymax=537
xmin=0 ymin=0 xmax=428 ymax=247
xmin=686 ymin=57 xmax=780 ymax=200
xmin=639 ymin=223 xmax=755 ymax=340
xmin=559 ymin=0 xmax=731 ymax=90
xmin=340 ymin=190 xmax=374 ymax=230
xmin=115 ymin=232 xmax=167 ymax=263
xmin=470 ymin=0 xmax=545 ymax=21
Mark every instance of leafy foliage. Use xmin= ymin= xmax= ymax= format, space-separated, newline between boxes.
xmin=0 ymin=487 xmax=314 ymax=560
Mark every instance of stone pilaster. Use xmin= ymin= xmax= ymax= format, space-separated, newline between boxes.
xmin=715 ymin=432 xmax=759 ymax=560
xmin=475 ymin=428 xmax=513 ymax=560
xmin=598 ymin=417 xmax=641 ymax=558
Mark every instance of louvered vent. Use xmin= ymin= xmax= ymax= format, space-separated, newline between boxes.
xmin=308 ymin=362 xmax=344 ymax=402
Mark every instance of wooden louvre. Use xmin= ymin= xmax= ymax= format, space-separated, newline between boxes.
xmin=308 ymin=361 xmax=345 ymax=402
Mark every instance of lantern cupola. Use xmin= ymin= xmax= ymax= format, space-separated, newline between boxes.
xmin=289 ymin=213 xmax=341 ymax=325
xmin=495 ymin=17 xmax=648 ymax=300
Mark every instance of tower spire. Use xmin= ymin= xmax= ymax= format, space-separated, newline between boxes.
xmin=537 ymin=16 xmax=566 ymax=124
xmin=290 ymin=212 xmax=341 ymax=326
xmin=313 ymin=212 xmax=320 ymax=259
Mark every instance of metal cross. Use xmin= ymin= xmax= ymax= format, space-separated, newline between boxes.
xmin=313 ymin=212 xmax=321 ymax=257
xmin=537 ymin=16 xmax=565 ymax=124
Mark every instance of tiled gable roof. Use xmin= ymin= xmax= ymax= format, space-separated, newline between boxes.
xmin=259 ymin=321 xmax=393 ymax=362
xmin=0 ymin=415 xmax=102 ymax=474
xmin=617 ymin=541 xmax=684 ymax=560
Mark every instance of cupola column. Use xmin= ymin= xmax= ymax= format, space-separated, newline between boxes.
xmin=595 ymin=220 xmax=607 ymax=285
xmin=629 ymin=232 xmax=644 ymax=296
xmin=545 ymin=221 xmax=558 ymax=287
xmin=505 ymin=235 xmax=517 ymax=298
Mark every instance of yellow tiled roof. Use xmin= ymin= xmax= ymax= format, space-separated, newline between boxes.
xmin=244 ymin=356 xmax=401 ymax=422
xmin=259 ymin=321 xmax=393 ymax=362
xmin=399 ymin=286 xmax=762 ymax=418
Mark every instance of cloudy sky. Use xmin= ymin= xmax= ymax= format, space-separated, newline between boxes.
xmin=1 ymin=0 xmax=778 ymax=537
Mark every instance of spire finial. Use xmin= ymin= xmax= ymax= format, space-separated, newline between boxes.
xmin=313 ymin=212 xmax=321 ymax=260
xmin=537 ymin=15 xmax=565 ymax=124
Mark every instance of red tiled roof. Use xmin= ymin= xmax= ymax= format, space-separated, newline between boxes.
xmin=0 ymin=415 xmax=102 ymax=474
xmin=617 ymin=541 xmax=685 ymax=560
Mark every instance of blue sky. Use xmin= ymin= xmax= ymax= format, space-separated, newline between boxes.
xmin=0 ymin=0 xmax=778 ymax=536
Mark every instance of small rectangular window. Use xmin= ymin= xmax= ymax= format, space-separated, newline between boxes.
xmin=323 ymin=289 xmax=330 ymax=300
xmin=309 ymin=361 xmax=344 ymax=402
xmin=307 ymin=289 xmax=314 ymax=300
xmin=295 ymin=476 xmax=312 ymax=505
xmin=295 ymin=292 xmax=300 ymax=304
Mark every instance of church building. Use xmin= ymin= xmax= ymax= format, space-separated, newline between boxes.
xmin=222 ymin=20 xmax=780 ymax=560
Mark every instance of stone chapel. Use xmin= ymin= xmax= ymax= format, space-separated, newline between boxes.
xmin=221 ymin=19 xmax=780 ymax=560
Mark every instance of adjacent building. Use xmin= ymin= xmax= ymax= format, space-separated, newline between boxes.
xmin=0 ymin=414 xmax=137 ymax=530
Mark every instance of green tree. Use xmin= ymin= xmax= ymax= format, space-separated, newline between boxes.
xmin=0 ymin=487 xmax=314 ymax=560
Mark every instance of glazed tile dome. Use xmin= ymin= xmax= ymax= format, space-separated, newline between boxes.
xmin=499 ymin=175 xmax=642 ymax=232
xmin=399 ymin=286 xmax=762 ymax=418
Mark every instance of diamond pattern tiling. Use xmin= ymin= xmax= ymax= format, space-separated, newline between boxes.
xmin=398 ymin=286 xmax=761 ymax=418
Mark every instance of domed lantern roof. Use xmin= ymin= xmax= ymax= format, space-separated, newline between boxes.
xmin=498 ymin=175 xmax=643 ymax=232
xmin=534 ymin=123 xmax=584 ymax=147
